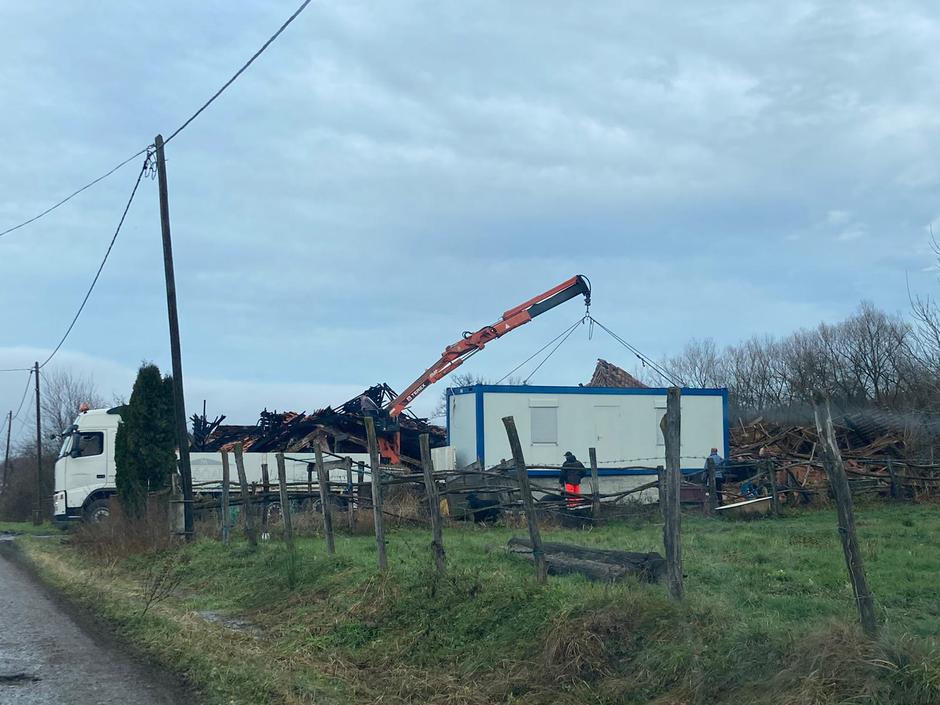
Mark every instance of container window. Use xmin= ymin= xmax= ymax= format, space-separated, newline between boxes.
xmin=530 ymin=406 xmax=558 ymax=444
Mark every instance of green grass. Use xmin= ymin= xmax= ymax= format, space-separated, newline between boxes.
xmin=0 ymin=520 xmax=64 ymax=535
xmin=19 ymin=503 xmax=940 ymax=705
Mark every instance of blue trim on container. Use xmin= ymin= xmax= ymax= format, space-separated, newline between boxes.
xmin=721 ymin=388 xmax=731 ymax=461
xmin=449 ymin=384 xmax=727 ymax=397
xmin=475 ymin=388 xmax=485 ymax=465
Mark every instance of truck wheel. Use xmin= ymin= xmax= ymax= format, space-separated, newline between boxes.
xmin=83 ymin=499 xmax=111 ymax=523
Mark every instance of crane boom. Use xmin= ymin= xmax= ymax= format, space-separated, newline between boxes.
xmin=387 ymin=275 xmax=591 ymax=418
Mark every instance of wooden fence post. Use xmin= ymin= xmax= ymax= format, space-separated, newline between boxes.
xmin=660 ymin=388 xmax=683 ymax=601
xmin=887 ymin=459 xmax=900 ymax=500
xmin=765 ymin=459 xmax=780 ymax=517
xmin=345 ymin=457 xmax=355 ymax=532
xmin=275 ymin=452 xmax=294 ymax=551
xmin=420 ymin=433 xmax=446 ymax=571
xmin=220 ymin=450 xmax=231 ymax=544
xmin=502 ymin=415 xmax=546 ymax=584
xmin=588 ymin=447 xmax=601 ymax=519
xmin=314 ymin=445 xmax=335 ymax=555
xmin=363 ymin=416 xmax=388 ymax=570
xmin=233 ymin=442 xmax=258 ymax=548
xmin=357 ymin=460 xmax=366 ymax=521
xmin=813 ymin=392 xmax=878 ymax=639
xmin=275 ymin=452 xmax=297 ymax=587
xmin=656 ymin=465 xmax=665 ymax=521
xmin=260 ymin=462 xmax=270 ymax=538
xmin=705 ymin=457 xmax=718 ymax=516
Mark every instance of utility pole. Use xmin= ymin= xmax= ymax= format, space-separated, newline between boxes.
xmin=3 ymin=410 xmax=11 ymax=491
xmin=154 ymin=134 xmax=194 ymax=540
xmin=33 ymin=362 xmax=42 ymax=525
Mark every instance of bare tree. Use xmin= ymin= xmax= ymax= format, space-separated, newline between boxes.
xmin=40 ymin=367 xmax=106 ymax=456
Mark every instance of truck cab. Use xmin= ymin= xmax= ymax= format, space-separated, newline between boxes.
xmin=53 ymin=407 xmax=121 ymax=522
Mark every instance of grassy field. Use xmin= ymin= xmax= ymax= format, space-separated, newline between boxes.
xmin=17 ymin=503 xmax=940 ymax=705
xmin=0 ymin=520 xmax=65 ymax=535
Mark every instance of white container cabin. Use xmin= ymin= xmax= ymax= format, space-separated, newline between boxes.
xmin=446 ymin=384 xmax=729 ymax=498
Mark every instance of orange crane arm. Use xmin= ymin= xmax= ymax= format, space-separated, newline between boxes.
xmin=387 ymin=275 xmax=591 ymax=418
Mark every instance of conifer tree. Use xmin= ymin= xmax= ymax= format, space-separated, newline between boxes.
xmin=115 ymin=364 xmax=177 ymax=517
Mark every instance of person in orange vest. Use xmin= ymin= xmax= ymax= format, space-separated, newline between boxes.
xmin=560 ymin=451 xmax=586 ymax=509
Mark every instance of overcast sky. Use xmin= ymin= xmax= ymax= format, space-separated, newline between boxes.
xmin=2 ymin=1 xmax=939 ymax=443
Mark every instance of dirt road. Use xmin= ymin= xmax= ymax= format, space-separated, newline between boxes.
xmin=0 ymin=539 xmax=193 ymax=704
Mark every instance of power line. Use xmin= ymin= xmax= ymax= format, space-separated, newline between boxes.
xmin=0 ymin=147 xmax=149 ymax=239
xmin=164 ymin=0 xmax=314 ymax=145
xmin=0 ymin=0 xmax=314 ymax=239
xmin=37 ymin=154 xmax=150 ymax=370
xmin=10 ymin=370 xmax=33 ymax=423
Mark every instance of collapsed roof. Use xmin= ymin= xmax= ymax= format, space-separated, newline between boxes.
xmin=586 ymin=358 xmax=648 ymax=389
xmin=190 ymin=384 xmax=446 ymax=464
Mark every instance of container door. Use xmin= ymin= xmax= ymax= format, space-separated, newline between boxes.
xmin=592 ymin=405 xmax=621 ymax=462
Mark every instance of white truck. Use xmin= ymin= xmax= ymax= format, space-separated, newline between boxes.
xmin=52 ymin=407 xmax=379 ymax=522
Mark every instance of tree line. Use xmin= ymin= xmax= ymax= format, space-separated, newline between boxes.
xmin=659 ymin=300 xmax=940 ymax=441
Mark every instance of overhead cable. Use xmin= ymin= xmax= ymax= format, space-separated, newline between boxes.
xmin=164 ymin=0 xmax=314 ymax=145
xmin=0 ymin=148 xmax=149 ymax=239
xmin=37 ymin=153 xmax=150 ymax=370
xmin=0 ymin=0 xmax=314 ymax=238
xmin=9 ymin=370 xmax=33 ymax=423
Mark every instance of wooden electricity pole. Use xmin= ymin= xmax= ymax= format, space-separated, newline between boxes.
xmin=33 ymin=362 xmax=42 ymax=525
xmin=813 ymin=392 xmax=878 ymax=639
xmin=154 ymin=134 xmax=194 ymax=540
xmin=3 ymin=410 xmax=11 ymax=491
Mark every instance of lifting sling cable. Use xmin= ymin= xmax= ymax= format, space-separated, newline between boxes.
xmin=496 ymin=316 xmax=586 ymax=384
xmin=523 ymin=317 xmax=584 ymax=383
xmin=587 ymin=316 xmax=684 ymax=387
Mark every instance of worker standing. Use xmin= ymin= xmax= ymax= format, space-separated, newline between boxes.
xmin=560 ymin=451 xmax=586 ymax=509
xmin=704 ymin=447 xmax=725 ymax=505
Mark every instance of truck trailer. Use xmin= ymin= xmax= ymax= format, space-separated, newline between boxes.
xmin=52 ymin=406 xmax=382 ymax=522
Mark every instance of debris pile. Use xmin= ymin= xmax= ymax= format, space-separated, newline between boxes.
xmin=728 ymin=411 xmax=914 ymax=497
xmin=191 ymin=384 xmax=446 ymax=463
xmin=730 ymin=413 xmax=904 ymax=463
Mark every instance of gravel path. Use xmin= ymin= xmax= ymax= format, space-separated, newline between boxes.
xmin=0 ymin=539 xmax=193 ymax=704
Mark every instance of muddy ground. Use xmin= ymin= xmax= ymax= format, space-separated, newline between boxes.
xmin=0 ymin=536 xmax=195 ymax=705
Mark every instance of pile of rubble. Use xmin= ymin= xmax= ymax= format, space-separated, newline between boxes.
xmin=190 ymin=384 xmax=446 ymax=464
xmin=730 ymin=412 xmax=905 ymax=463
xmin=728 ymin=409 xmax=912 ymax=496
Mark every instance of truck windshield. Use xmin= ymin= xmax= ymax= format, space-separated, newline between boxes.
xmin=58 ymin=434 xmax=72 ymax=459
